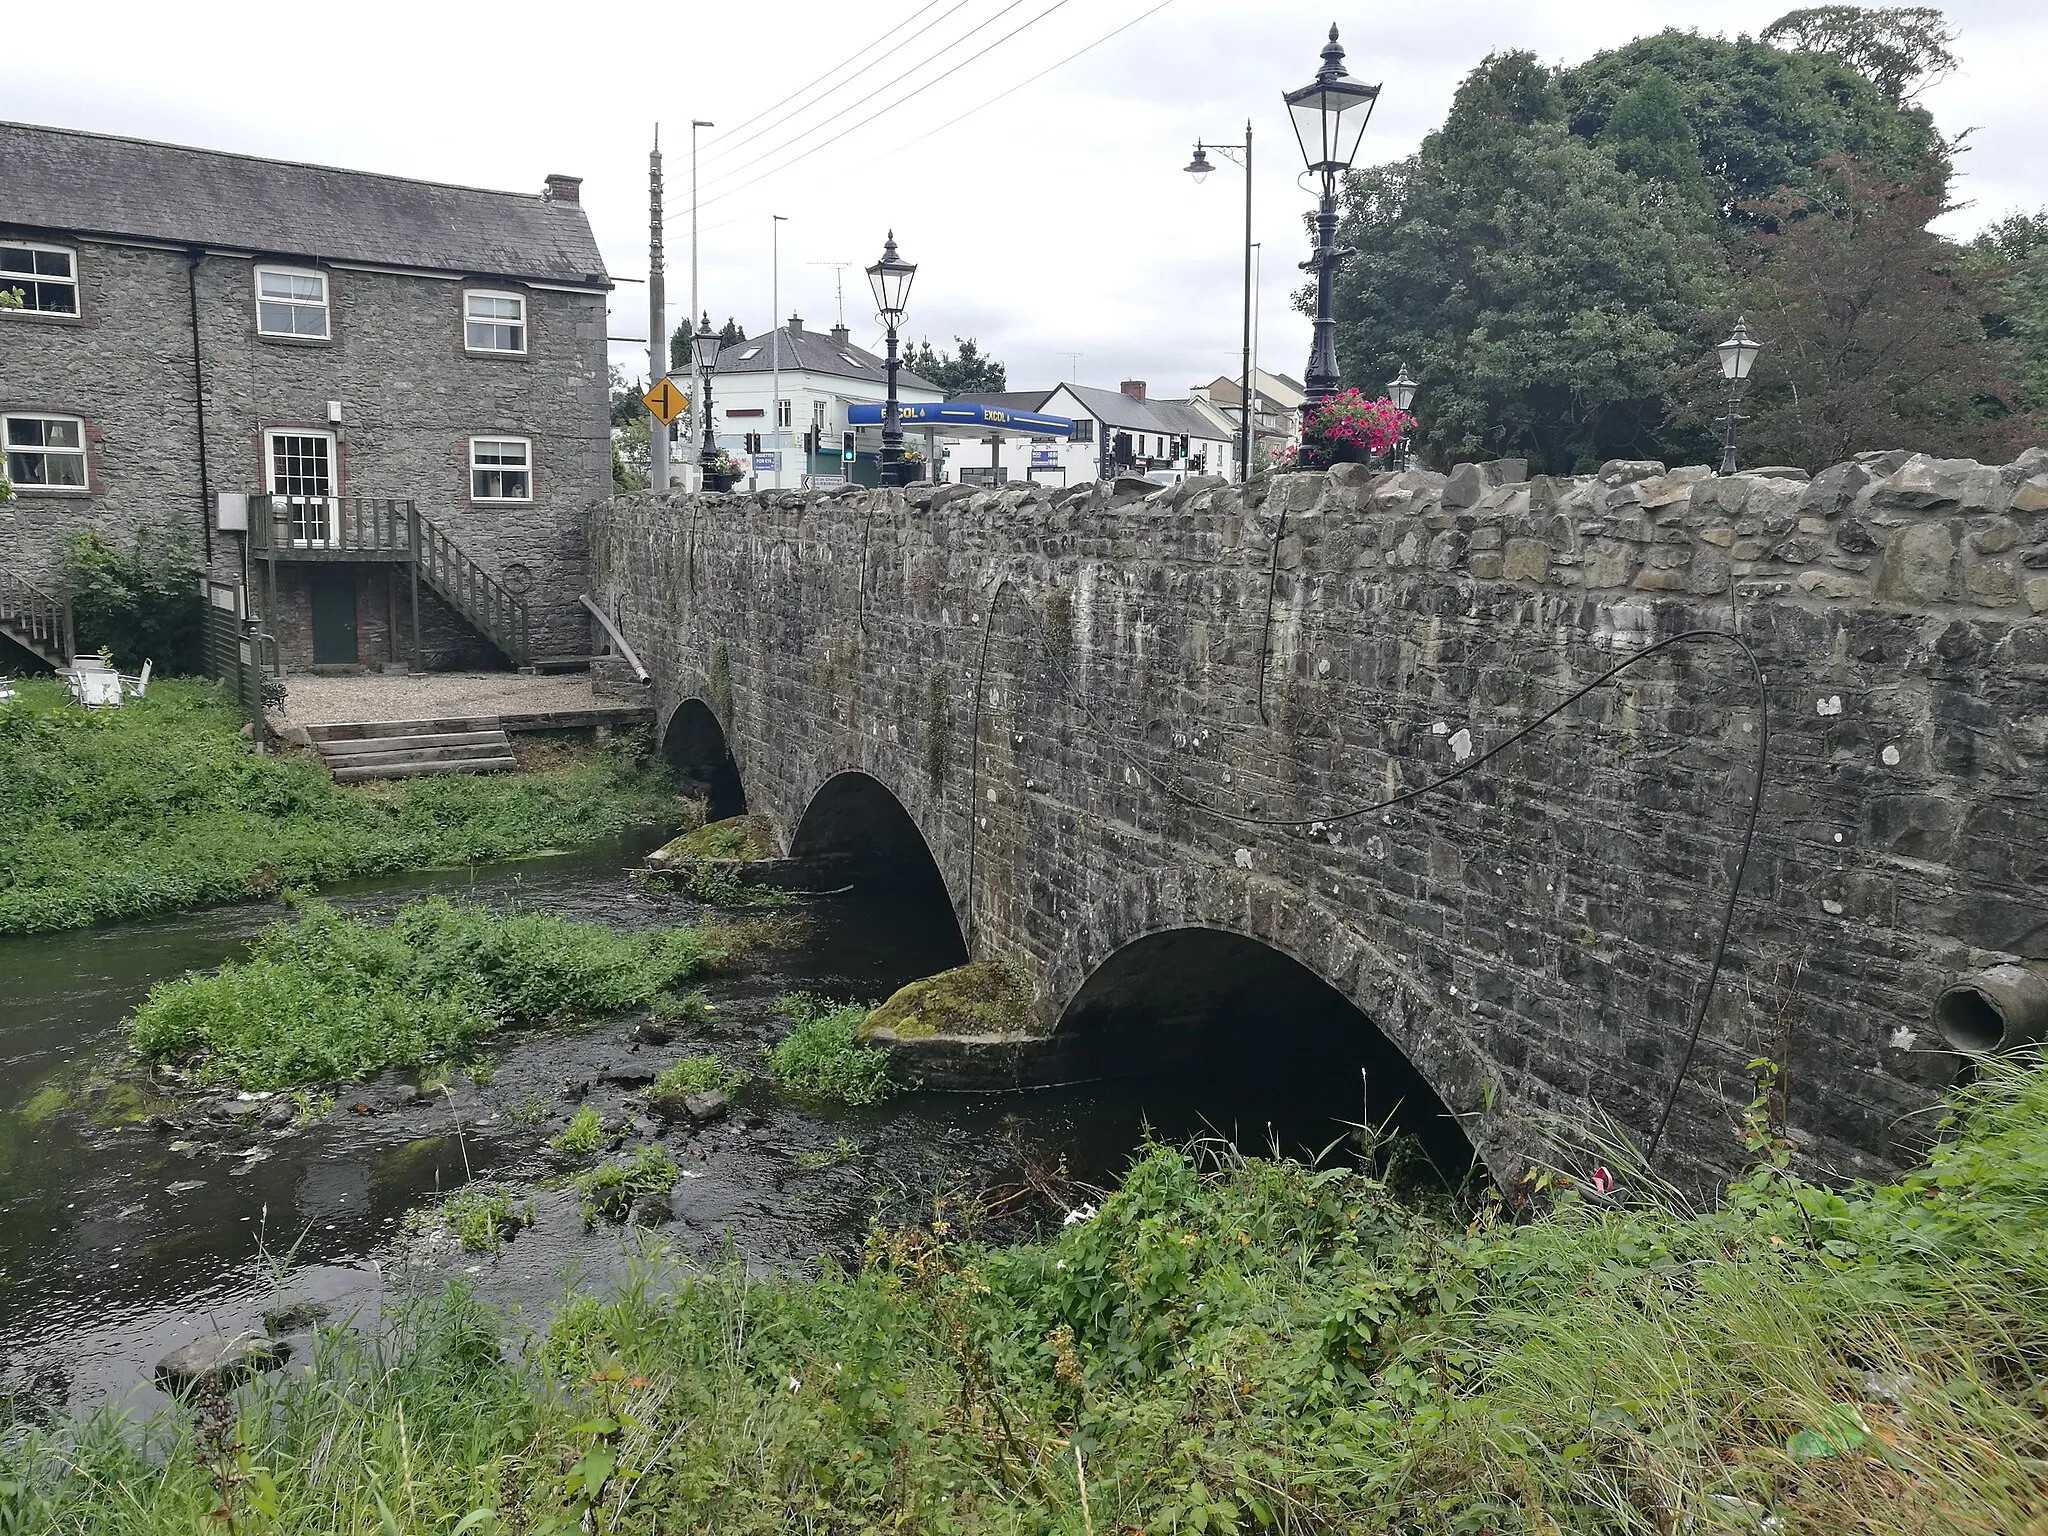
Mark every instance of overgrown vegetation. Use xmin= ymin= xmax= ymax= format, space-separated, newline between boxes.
xmin=419 ymin=1186 xmax=530 ymax=1254
xmin=766 ymin=992 xmax=899 ymax=1106
xmin=63 ymin=528 xmax=206 ymax=675
xmin=0 ymin=679 xmax=686 ymax=934
xmin=646 ymin=816 xmax=786 ymax=906
xmin=10 ymin=1055 xmax=2048 ymax=1532
xmin=646 ymin=1053 xmax=746 ymax=1117
xmin=128 ymin=898 xmax=719 ymax=1089
xmin=575 ymin=1143 xmax=678 ymax=1226
xmin=865 ymin=960 xmax=1033 ymax=1040
xmin=548 ymin=1105 xmax=605 ymax=1157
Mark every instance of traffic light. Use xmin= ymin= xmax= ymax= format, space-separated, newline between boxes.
xmin=744 ymin=431 xmax=761 ymax=454
xmin=842 ymin=431 xmax=856 ymax=462
xmin=803 ymin=428 xmax=818 ymax=456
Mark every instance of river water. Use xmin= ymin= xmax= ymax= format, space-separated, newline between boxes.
xmin=0 ymin=841 xmax=1386 ymax=1417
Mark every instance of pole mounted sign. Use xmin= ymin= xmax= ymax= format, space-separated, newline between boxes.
xmin=642 ymin=378 xmax=688 ymax=427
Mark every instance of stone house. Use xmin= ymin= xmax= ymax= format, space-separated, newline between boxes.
xmin=0 ymin=120 xmax=611 ymax=671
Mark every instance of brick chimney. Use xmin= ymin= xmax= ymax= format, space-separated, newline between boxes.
xmin=787 ymin=313 xmax=804 ymax=335
xmin=829 ymin=323 xmax=850 ymax=345
xmin=1120 ymin=380 xmax=1147 ymax=401
xmin=543 ymin=173 xmax=582 ymax=204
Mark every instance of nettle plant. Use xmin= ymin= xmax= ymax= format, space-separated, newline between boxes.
xmin=1274 ymin=389 xmax=1413 ymax=470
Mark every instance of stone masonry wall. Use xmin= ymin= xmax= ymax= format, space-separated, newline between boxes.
xmin=0 ymin=232 xmax=605 ymax=663
xmin=595 ymin=450 xmax=2048 ymax=1187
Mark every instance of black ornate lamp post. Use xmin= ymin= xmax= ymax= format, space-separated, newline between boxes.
xmin=1386 ymin=364 xmax=1416 ymax=469
xmin=866 ymin=232 xmax=918 ymax=488
xmin=691 ymin=312 xmax=723 ymax=483
xmin=1715 ymin=318 xmax=1762 ymax=476
xmin=1286 ymin=25 xmax=1380 ymax=418
xmin=1185 ymin=126 xmax=1255 ymax=482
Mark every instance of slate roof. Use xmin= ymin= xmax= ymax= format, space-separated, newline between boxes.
xmin=715 ymin=325 xmax=940 ymax=392
xmin=0 ymin=121 xmax=610 ymax=287
xmin=1052 ymin=384 xmax=1230 ymax=440
xmin=950 ymin=391 xmax=1059 ymax=413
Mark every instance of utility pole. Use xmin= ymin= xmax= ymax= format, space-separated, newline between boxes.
xmin=648 ymin=128 xmax=669 ymax=492
xmin=689 ymin=119 xmax=712 ymax=491
xmin=771 ymin=214 xmax=787 ymax=489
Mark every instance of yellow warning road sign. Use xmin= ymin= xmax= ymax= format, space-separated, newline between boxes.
xmin=642 ymin=377 xmax=687 ymax=426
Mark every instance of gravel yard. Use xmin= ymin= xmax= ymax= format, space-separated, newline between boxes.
xmin=270 ymin=671 xmax=610 ymax=728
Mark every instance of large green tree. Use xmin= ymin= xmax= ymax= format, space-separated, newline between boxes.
xmin=1971 ymin=211 xmax=2048 ymax=413
xmin=1330 ymin=52 xmax=1726 ymax=472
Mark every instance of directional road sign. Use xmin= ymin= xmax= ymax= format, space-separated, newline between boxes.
xmin=642 ymin=378 xmax=687 ymax=427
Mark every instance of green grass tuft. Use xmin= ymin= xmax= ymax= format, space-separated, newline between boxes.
xmin=646 ymin=1053 xmax=745 ymax=1116
xmin=548 ymin=1105 xmax=604 ymax=1156
xmin=574 ymin=1143 xmax=678 ymax=1226
xmin=0 ymin=678 xmax=685 ymax=935
xmin=127 ymin=897 xmax=716 ymax=1089
xmin=766 ymin=992 xmax=898 ymax=1106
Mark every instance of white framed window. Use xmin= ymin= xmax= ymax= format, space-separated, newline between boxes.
xmin=255 ymin=266 xmax=330 ymax=338
xmin=2 ymin=413 xmax=88 ymax=489
xmin=464 ymin=289 xmax=526 ymax=354
xmin=776 ymin=398 xmax=792 ymax=429
xmin=470 ymin=436 xmax=532 ymax=502
xmin=0 ymin=243 xmax=79 ymax=315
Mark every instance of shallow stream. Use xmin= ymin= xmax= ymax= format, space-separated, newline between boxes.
xmin=0 ymin=840 xmax=1395 ymax=1417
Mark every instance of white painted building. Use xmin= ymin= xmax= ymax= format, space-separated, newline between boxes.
xmin=670 ymin=315 xmax=943 ymax=489
xmin=943 ymin=382 xmax=1237 ymax=487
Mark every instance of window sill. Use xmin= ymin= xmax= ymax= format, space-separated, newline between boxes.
xmin=468 ymin=499 xmax=534 ymax=507
xmin=464 ymin=348 xmax=530 ymax=360
xmin=255 ymin=332 xmax=335 ymax=347
xmin=7 ymin=485 xmax=93 ymax=497
xmin=0 ymin=310 xmax=85 ymax=325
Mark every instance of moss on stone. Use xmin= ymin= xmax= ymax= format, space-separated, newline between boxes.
xmin=650 ymin=814 xmax=777 ymax=866
xmin=18 ymin=1083 xmax=68 ymax=1126
xmin=862 ymin=961 xmax=1034 ymax=1042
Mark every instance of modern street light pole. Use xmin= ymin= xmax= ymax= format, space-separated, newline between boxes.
xmin=1185 ymin=120 xmax=1255 ymax=481
xmin=1387 ymin=364 xmax=1416 ymax=470
xmin=1716 ymin=318 xmax=1762 ymax=476
xmin=692 ymin=313 xmax=722 ymax=480
xmin=866 ymin=231 xmax=917 ymax=489
xmin=1285 ymin=25 xmax=1380 ymax=418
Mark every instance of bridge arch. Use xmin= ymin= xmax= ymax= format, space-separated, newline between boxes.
xmin=1055 ymin=926 xmax=1479 ymax=1176
xmin=660 ymin=698 xmax=746 ymax=823
xmin=790 ymin=770 xmax=967 ymax=962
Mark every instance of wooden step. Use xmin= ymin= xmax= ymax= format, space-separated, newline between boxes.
xmin=318 ymin=729 xmax=509 ymax=759
xmin=331 ymin=754 xmax=519 ymax=783
xmin=305 ymin=715 xmax=502 ymax=743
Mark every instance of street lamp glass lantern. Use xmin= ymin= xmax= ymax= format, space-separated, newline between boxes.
xmin=1285 ymin=25 xmax=1380 ymax=172
xmin=691 ymin=312 xmax=720 ymax=374
xmin=1184 ymin=144 xmax=1213 ymax=183
xmin=1718 ymin=317 xmax=1761 ymax=382
xmin=865 ymin=231 xmax=917 ymax=324
xmin=1387 ymin=365 xmax=1417 ymax=412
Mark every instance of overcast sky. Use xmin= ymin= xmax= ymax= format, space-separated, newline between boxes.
xmin=7 ymin=1 xmax=2041 ymax=398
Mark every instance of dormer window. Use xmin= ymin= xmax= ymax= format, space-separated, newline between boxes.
xmin=464 ymin=290 xmax=527 ymax=354
xmin=255 ymin=267 xmax=329 ymax=338
xmin=0 ymin=243 xmax=78 ymax=315
xmin=738 ymin=346 xmax=761 ymax=360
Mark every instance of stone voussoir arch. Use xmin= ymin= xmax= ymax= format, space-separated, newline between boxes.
xmin=1043 ymin=860 xmax=1514 ymax=1179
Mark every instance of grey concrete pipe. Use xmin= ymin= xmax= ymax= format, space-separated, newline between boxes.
xmin=1935 ymin=964 xmax=2048 ymax=1054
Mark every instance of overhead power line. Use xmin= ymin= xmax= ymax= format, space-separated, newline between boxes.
xmin=880 ymin=0 xmax=1180 ymax=159
xmin=696 ymin=0 xmax=1081 ymax=211
xmin=693 ymin=0 xmax=969 ymax=172
xmin=694 ymin=0 xmax=1039 ymax=200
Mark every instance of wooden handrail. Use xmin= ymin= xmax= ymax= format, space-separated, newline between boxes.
xmin=0 ymin=564 xmax=70 ymax=663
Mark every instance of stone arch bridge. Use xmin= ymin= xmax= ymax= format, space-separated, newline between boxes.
xmin=593 ymin=451 xmax=2048 ymax=1186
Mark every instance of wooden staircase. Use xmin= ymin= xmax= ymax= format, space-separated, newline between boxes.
xmin=307 ymin=716 xmax=520 ymax=782
xmin=0 ymin=566 xmax=69 ymax=669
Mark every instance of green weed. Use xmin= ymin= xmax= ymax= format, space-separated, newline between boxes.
xmin=549 ymin=1105 xmax=604 ymax=1157
xmin=128 ymin=898 xmax=716 ymax=1089
xmin=506 ymin=1091 xmax=553 ymax=1127
xmin=435 ymin=1186 xmax=529 ymax=1253
xmin=793 ymin=1136 xmax=861 ymax=1171
xmin=648 ymin=989 xmax=712 ymax=1027
xmin=575 ymin=1144 xmax=678 ymax=1226
xmin=767 ymin=992 xmax=898 ymax=1106
xmin=645 ymin=1054 xmax=745 ymax=1117
xmin=0 ymin=679 xmax=685 ymax=935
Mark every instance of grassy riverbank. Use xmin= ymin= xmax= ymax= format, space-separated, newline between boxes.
xmin=129 ymin=898 xmax=725 ymax=1088
xmin=0 ymin=679 xmax=685 ymax=935
xmin=7 ymin=1057 xmax=2045 ymax=1533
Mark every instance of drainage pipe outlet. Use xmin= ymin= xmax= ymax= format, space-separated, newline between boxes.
xmin=1935 ymin=965 xmax=2048 ymax=1054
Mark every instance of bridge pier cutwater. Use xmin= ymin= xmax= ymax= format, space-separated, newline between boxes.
xmin=598 ymin=449 xmax=2048 ymax=1189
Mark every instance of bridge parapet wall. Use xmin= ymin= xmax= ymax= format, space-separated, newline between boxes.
xmin=595 ymin=449 xmax=2048 ymax=1185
